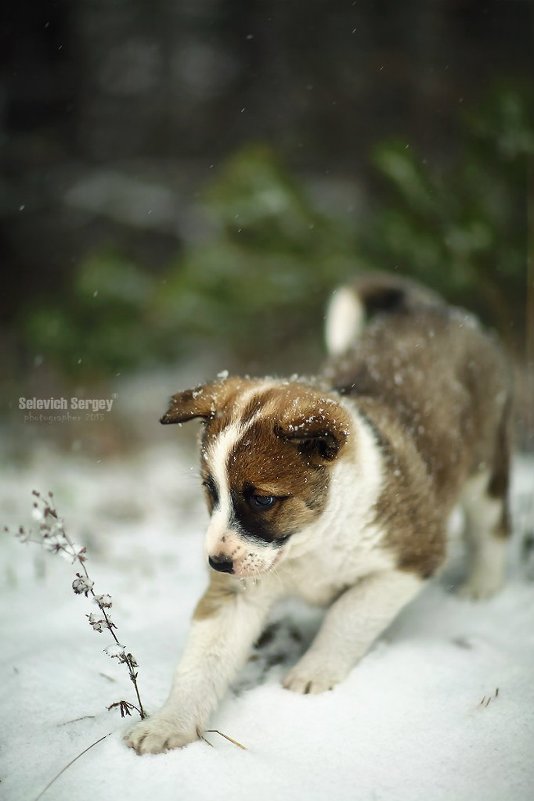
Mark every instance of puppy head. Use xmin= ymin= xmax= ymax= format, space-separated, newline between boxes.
xmin=161 ymin=377 xmax=352 ymax=578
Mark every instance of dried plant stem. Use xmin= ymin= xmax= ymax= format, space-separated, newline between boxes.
xmin=57 ymin=715 xmax=96 ymax=727
xmin=46 ymin=499 xmax=146 ymax=719
xmin=205 ymin=729 xmax=247 ymax=750
xmin=34 ymin=732 xmax=111 ymax=801
xmin=7 ymin=491 xmax=146 ymax=720
xmin=9 ymin=493 xmax=250 ymax=751
xmin=74 ymin=557 xmax=146 ymax=719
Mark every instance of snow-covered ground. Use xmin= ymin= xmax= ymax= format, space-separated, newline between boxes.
xmin=1 ymin=440 xmax=533 ymax=801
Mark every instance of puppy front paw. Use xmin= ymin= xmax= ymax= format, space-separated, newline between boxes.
xmin=282 ymin=660 xmax=345 ymax=695
xmin=124 ymin=712 xmax=199 ymax=755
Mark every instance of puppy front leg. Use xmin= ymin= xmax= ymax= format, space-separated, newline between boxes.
xmin=284 ymin=570 xmax=422 ymax=694
xmin=125 ymin=578 xmax=272 ymax=754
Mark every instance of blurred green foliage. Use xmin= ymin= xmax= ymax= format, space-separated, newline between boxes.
xmin=366 ymin=87 xmax=532 ymax=345
xmin=22 ymin=86 xmax=531 ymax=379
xmin=154 ymin=145 xmax=357 ymax=361
xmin=23 ymin=253 xmax=158 ymax=375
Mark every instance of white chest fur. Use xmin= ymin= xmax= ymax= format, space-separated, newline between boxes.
xmin=275 ymin=408 xmax=393 ymax=606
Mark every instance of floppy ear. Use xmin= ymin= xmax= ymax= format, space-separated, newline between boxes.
xmin=275 ymin=402 xmax=350 ymax=463
xmin=160 ymin=384 xmax=219 ymax=425
xmin=160 ymin=376 xmax=255 ymax=425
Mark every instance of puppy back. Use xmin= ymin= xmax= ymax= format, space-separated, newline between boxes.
xmin=325 ymin=271 xmax=442 ymax=357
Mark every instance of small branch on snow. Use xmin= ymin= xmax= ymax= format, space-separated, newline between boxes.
xmin=478 ymin=687 xmax=500 ymax=707
xmin=107 ymin=699 xmax=141 ymax=718
xmin=5 ymin=490 xmax=146 ymax=720
xmin=56 ymin=715 xmax=96 ymax=727
xmin=34 ymin=733 xmax=111 ymax=801
xmin=205 ymin=729 xmax=248 ymax=750
xmin=6 ymin=491 xmax=248 ymax=752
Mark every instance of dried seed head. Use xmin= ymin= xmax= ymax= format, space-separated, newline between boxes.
xmin=87 ymin=612 xmax=109 ymax=633
xmin=95 ymin=593 xmax=112 ymax=608
xmin=72 ymin=574 xmax=94 ymax=596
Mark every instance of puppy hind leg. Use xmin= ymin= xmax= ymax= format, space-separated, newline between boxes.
xmin=459 ymin=470 xmax=510 ymax=600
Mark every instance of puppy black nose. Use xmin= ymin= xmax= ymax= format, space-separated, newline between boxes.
xmin=208 ymin=554 xmax=234 ymax=574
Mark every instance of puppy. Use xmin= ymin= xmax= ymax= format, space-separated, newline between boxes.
xmin=126 ymin=273 xmax=512 ymax=755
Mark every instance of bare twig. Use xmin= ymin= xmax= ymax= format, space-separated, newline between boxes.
xmin=7 ymin=492 xmax=249 ymax=751
xmin=57 ymin=716 xmax=96 ymax=727
xmin=107 ymin=700 xmax=141 ymax=718
xmin=205 ymin=729 xmax=247 ymax=750
xmin=99 ymin=672 xmax=117 ymax=683
xmin=6 ymin=491 xmax=146 ymax=719
xmin=34 ymin=733 xmax=111 ymax=801
xmin=478 ymin=687 xmax=500 ymax=708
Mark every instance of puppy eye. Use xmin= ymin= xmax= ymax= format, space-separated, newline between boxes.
xmin=249 ymin=494 xmax=277 ymax=510
xmin=202 ymin=477 xmax=218 ymax=504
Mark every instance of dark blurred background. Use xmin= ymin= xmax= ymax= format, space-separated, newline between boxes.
xmin=1 ymin=0 xmax=532 ymax=448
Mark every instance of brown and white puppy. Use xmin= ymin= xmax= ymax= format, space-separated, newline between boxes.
xmin=126 ymin=273 xmax=512 ymax=755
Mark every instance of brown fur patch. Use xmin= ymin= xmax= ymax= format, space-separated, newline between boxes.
xmin=164 ymin=283 xmax=512 ymax=582
xmin=348 ymin=271 xmax=442 ymax=319
xmin=203 ymin=382 xmax=354 ymax=542
xmin=487 ymin=397 xmax=513 ymax=540
xmin=488 ymin=398 xmax=512 ymax=499
xmin=227 ymin=416 xmax=330 ymax=540
xmin=161 ymin=377 xmax=258 ymax=426
xmin=193 ymin=572 xmax=239 ymax=621
xmin=358 ymin=400 xmax=447 ymax=578
xmin=162 ymin=377 xmax=354 ymax=545
xmin=326 ymin=304 xmax=512 ymax=578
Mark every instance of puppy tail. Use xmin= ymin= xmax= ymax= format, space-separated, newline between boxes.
xmin=324 ymin=271 xmax=442 ymax=357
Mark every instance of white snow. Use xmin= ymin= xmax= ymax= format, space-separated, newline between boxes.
xmin=1 ymin=443 xmax=533 ymax=801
